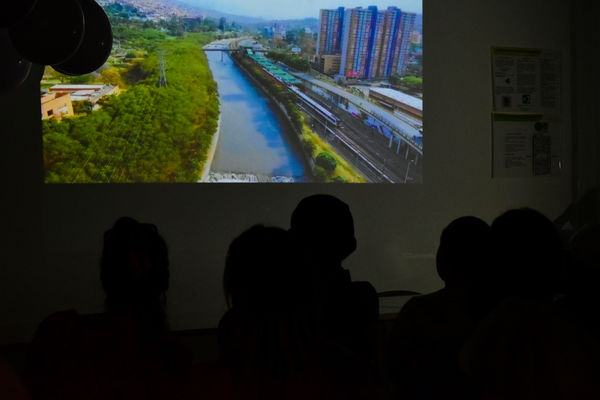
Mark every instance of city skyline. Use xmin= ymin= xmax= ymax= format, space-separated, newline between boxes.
xmin=177 ymin=0 xmax=422 ymax=20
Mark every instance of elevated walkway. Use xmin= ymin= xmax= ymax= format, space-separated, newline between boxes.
xmin=291 ymin=73 xmax=423 ymax=156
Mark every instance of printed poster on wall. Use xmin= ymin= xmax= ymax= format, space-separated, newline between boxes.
xmin=492 ymin=113 xmax=562 ymax=178
xmin=491 ymin=47 xmax=561 ymax=116
xmin=491 ymin=47 xmax=563 ymax=178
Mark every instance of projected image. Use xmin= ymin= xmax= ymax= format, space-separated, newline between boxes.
xmin=41 ymin=0 xmax=423 ymax=183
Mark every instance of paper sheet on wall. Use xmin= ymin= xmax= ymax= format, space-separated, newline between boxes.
xmin=492 ymin=114 xmax=562 ymax=178
xmin=492 ymin=47 xmax=561 ymax=116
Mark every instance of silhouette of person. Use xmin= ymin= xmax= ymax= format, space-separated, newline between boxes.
xmin=219 ymin=225 xmax=309 ymax=375
xmin=387 ymin=216 xmax=491 ymax=400
xmin=222 ymin=225 xmax=303 ymax=313
xmin=489 ymin=208 xmax=564 ymax=298
xmin=461 ymin=208 xmax=600 ymax=400
xmin=24 ymin=217 xmax=189 ymax=400
xmin=0 ymin=357 xmax=30 ymax=400
xmin=558 ymin=224 xmax=600 ymax=339
xmin=289 ymin=194 xmax=378 ymax=362
xmin=211 ymin=224 xmax=378 ymax=400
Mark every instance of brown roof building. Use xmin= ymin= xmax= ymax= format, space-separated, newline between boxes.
xmin=316 ymin=54 xmax=342 ymax=75
xmin=369 ymin=87 xmax=423 ymax=120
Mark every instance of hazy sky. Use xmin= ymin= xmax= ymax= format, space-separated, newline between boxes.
xmin=178 ymin=0 xmax=422 ymax=20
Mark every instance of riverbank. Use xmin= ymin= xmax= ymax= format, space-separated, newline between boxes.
xmin=201 ymin=49 xmax=307 ymax=181
xmin=199 ymin=108 xmax=221 ymax=182
xmin=231 ymin=52 xmax=366 ymax=183
xmin=229 ymin=52 xmax=314 ymax=180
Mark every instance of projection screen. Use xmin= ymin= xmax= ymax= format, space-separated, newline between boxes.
xmin=41 ymin=0 xmax=423 ymax=183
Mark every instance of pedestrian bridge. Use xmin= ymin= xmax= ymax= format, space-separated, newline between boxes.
xmin=202 ymin=45 xmax=268 ymax=52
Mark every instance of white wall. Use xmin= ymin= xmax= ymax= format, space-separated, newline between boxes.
xmin=0 ymin=0 xmax=576 ymax=343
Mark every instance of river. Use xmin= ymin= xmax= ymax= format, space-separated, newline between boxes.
xmin=205 ymin=51 xmax=307 ymax=182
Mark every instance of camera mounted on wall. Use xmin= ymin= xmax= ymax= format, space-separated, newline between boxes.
xmin=1 ymin=0 xmax=113 ymax=92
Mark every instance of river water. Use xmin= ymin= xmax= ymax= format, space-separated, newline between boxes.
xmin=205 ymin=51 xmax=307 ymax=181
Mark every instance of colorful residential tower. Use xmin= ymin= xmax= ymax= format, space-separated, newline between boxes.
xmin=316 ymin=6 xmax=417 ymax=79
xmin=339 ymin=6 xmax=384 ymax=79
xmin=317 ymin=7 xmax=346 ymax=55
xmin=378 ymin=7 xmax=416 ymax=77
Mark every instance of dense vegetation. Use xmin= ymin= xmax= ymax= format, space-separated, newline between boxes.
xmin=43 ymin=33 xmax=219 ymax=183
xmin=315 ymin=152 xmax=337 ymax=172
xmin=390 ymin=71 xmax=423 ymax=93
xmin=300 ymin=124 xmax=365 ymax=183
xmin=266 ymin=51 xmax=311 ymax=72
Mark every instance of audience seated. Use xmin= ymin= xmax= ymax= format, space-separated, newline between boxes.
xmin=218 ymin=225 xmax=309 ymax=374
xmin=387 ymin=216 xmax=491 ymax=400
xmin=0 ymin=357 xmax=30 ymax=400
xmin=23 ymin=217 xmax=190 ymax=400
xmin=557 ymin=224 xmax=600 ymax=339
xmin=489 ymin=208 xmax=564 ymax=298
xmin=15 ymin=201 xmax=600 ymax=400
xmin=461 ymin=208 xmax=600 ymax=400
xmin=289 ymin=194 xmax=379 ymax=363
xmin=207 ymin=224 xmax=379 ymax=400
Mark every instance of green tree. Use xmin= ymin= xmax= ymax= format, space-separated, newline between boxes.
xmin=405 ymin=62 xmax=423 ymax=78
xmin=202 ymin=19 xmax=217 ymax=32
xmin=68 ymin=74 xmax=94 ymax=84
xmin=294 ymin=29 xmax=317 ymax=58
xmin=402 ymin=75 xmax=423 ymax=91
xmin=266 ymin=51 xmax=310 ymax=72
xmin=389 ymin=73 xmax=402 ymax=87
xmin=302 ymin=139 xmax=316 ymax=156
xmin=313 ymin=166 xmax=328 ymax=182
xmin=100 ymin=68 xmax=123 ymax=87
xmin=42 ymin=33 xmax=220 ymax=183
xmin=315 ymin=152 xmax=337 ymax=173
xmin=72 ymin=101 xmax=93 ymax=115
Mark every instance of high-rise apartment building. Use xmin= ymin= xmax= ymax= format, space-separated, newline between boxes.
xmin=316 ymin=7 xmax=346 ymax=55
xmin=378 ymin=7 xmax=402 ymax=77
xmin=339 ymin=6 xmax=383 ymax=79
xmin=375 ymin=7 xmax=417 ymax=77
xmin=317 ymin=6 xmax=417 ymax=79
xmin=394 ymin=11 xmax=417 ymax=75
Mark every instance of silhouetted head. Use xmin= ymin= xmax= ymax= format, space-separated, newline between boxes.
xmin=289 ymin=194 xmax=356 ymax=264
xmin=223 ymin=225 xmax=300 ymax=311
xmin=100 ymin=217 xmax=169 ymax=312
xmin=436 ymin=216 xmax=491 ymax=288
xmin=491 ymin=208 xmax=563 ymax=297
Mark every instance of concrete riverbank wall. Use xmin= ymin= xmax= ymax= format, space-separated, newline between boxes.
xmin=229 ymin=53 xmax=316 ymax=178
